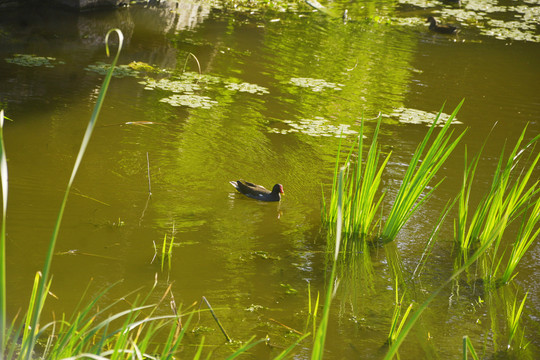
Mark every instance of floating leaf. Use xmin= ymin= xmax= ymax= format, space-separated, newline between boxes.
xmin=159 ymin=94 xmax=217 ymax=108
xmin=139 ymin=78 xmax=200 ymax=93
xmin=387 ymin=107 xmax=463 ymax=126
xmin=5 ymin=54 xmax=65 ymax=68
xmin=269 ymin=117 xmax=358 ymax=137
xmin=225 ymin=82 xmax=269 ymax=94
xmin=85 ymin=62 xmax=139 ymax=78
xmin=289 ymin=77 xmax=344 ymax=91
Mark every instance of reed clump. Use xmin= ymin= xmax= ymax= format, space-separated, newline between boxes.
xmin=322 ymin=101 xmax=466 ymax=246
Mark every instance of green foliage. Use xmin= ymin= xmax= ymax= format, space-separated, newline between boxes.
xmin=387 ymin=277 xmax=413 ymax=345
xmin=322 ymin=116 xmax=390 ymax=243
xmin=454 ymin=125 xmax=539 ymax=286
xmin=507 ymin=292 xmax=529 ymax=350
xmin=323 ymin=102 xmax=466 ymax=245
xmin=381 ymin=101 xmax=466 ymax=242
xmin=463 ymin=336 xmax=480 ymax=360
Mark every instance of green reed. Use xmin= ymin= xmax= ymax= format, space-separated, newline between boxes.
xmin=507 ymin=291 xmax=528 ymax=350
xmin=383 ymin=219 xmax=506 ymax=360
xmin=312 ymin=169 xmax=344 ymax=360
xmin=0 ymin=109 xmax=8 ymax=352
xmin=386 ymin=277 xmax=413 ymax=345
xmin=322 ymin=117 xmax=391 ymax=245
xmin=381 ymin=101 xmax=466 ymax=242
xmin=497 ymin=197 xmax=540 ymax=285
xmin=322 ymin=116 xmax=390 ymax=243
xmin=16 ymin=29 xmax=124 ymax=360
xmin=462 ymin=336 xmax=480 ymax=360
xmin=323 ymin=102 xmax=466 ymax=246
xmin=1 ymin=29 xmax=195 ymax=359
xmin=453 ymin=126 xmax=539 ymax=286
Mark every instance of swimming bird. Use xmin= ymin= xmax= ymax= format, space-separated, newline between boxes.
xmin=229 ymin=180 xmax=284 ymax=202
xmin=426 ymin=16 xmax=459 ymax=34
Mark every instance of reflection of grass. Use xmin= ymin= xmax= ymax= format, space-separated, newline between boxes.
xmin=386 ymin=277 xmax=413 ymax=345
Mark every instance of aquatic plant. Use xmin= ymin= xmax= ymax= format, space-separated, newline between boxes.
xmin=85 ymin=61 xmax=140 ymax=78
xmin=387 ymin=277 xmax=413 ymax=345
xmin=454 ymin=126 xmax=539 ymax=262
xmin=496 ymin=196 xmax=540 ymax=286
xmin=269 ymin=117 xmax=358 ymax=137
xmin=387 ymin=107 xmax=464 ymax=126
xmin=322 ymin=115 xmax=389 ymax=242
xmin=507 ymin=292 xmax=528 ymax=350
xmin=159 ymin=94 xmax=218 ymax=108
xmin=312 ymin=169 xmax=344 ymax=360
xmin=139 ymin=77 xmax=201 ymax=92
xmin=0 ymin=110 xmax=7 ymax=354
xmin=462 ymin=335 xmax=480 ymax=360
xmin=289 ymin=77 xmax=344 ymax=91
xmin=225 ymin=81 xmax=269 ymax=94
xmin=384 ymin=220 xmax=505 ymax=360
xmin=5 ymin=54 xmax=65 ymax=68
xmin=381 ymin=101 xmax=466 ymax=242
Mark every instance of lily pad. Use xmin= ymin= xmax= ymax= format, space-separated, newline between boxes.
xmin=159 ymin=94 xmax=217 ymax=109
xmin=387 ymin=107 xmax=463 ymax=126
xmin=85 ymin=62 xmax=139 ymax=78
xmin=179 ymin=71 xmax=221 ymax=84
xmin=289 ymin=77 xmax=344 ymax=91
xmin=5 ymin=54 xmax=65 ymax=68
xmin=225 ymin=82 xmax=269 ymax=95
xmin=139 ymin=78 xmax=200 ymax=93
xmin=269 ymin=117 xmax=358 ymax=137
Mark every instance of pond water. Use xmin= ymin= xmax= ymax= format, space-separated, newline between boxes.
xmin=0 ymin=0 xmax=539 ymax=358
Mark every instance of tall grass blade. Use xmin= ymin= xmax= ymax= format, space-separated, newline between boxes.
xmin=0 ymin=109 xmax=8 ymax=352
xmin=384 ymin=218 xmax=506 ymax=360
xmin=22 ymin=29 xmax=124 ymax=360
xmin=498 ymin=197 xmax=540 ymax=285
xmin=312 ymin=169 xmax=344 ymax=360
xmin=507 ymin=292 xmax=528 ymax=349
xmin=462 ymin=336 xmax=480 ymax=360
xmin=382 ymin=101 xmax=466 ymax=242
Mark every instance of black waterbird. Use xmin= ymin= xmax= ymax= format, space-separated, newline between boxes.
xmin=426 ymin=16 xmax=459 ymax=34
xmin=229 ymin=180 xmax=284 ymax=202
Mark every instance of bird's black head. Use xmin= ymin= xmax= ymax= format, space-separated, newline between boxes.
xmin=273 ymin=184 xmax=284 ymax=194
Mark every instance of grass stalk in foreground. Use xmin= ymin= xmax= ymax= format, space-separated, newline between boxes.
xmin=383 ymin=218 xmax=507 ymax=360
xmin=462 ymin=336 xmax=480 ymax=360
xmin=381 ymin=100 xmax=466 ymax=242
xmin=0 ymin=109 xmax=8 ymax=353
xmin=312 ymin=169 xmax=343 ymax=360
xmin=0 ymin=29 xmax=125 ymax=360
